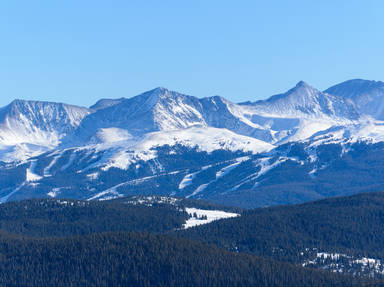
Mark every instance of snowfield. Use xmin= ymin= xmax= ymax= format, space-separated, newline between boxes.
xmin=183 ymin=207 xmax=239 ymax=229
xmin=86 ymin=126 xmax=274 ymax=171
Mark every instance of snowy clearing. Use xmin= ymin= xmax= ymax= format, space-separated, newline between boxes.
xmin=183 ymin=207 xmax=239 ymax=229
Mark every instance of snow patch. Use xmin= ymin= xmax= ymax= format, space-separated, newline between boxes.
xmin=87 ymin=190 xmax=124 ymax=201
xmin=47 ymin=188 xmax=61 ymax=198
xmin=178 ymin=165 xmax=212 ymax=190
xmin=26 ymin=160 xmax=42 ymax=182
xmin=183 ymin=208 xmax=239 ymax=229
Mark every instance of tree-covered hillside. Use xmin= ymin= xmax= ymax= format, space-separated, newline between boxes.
xmin=0 ymin=198 xmax=188 ymax=237
xmin=0 ymin=194 xmax=381 ymax=284
xmin=180 ymin=192 xmax=384 ymax=276
xmin=0 ymin=232 xmax=378 ymax=287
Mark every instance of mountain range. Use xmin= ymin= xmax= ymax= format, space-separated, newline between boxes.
xmin=1 ymin=79 xmax=384 ymax=207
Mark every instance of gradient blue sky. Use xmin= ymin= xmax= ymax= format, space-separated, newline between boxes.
xmin=0 ymin=0 xmax=383 ymax=107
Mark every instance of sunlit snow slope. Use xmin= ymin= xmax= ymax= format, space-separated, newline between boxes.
xmin=1 ymin=79 xmax=384 ymax=207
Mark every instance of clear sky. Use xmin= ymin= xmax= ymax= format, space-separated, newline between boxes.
xmin=0 ymin=0 xmax=383 ymax=107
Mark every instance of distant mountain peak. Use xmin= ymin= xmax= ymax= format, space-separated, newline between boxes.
xmin=89 ymin=88 xmax=177 ymax=112
xmin=5 ymin=99 xmax=48 ymax=110
xmin=134 ymin=87 xmax=184 ymax=102
xmin=0 ymin=99 xmax=90 ymax=158
xmin=90 ymin=98 xmax=126 ymax=111
xmin=151 ymin=86 xmax=169 ymax=93
xmin=145 ymin=87 xmax=179 ymax=97
xmin=242 ymin=81 xmax=360 ymax=120
xmin=295 ymin=80 xmax=310 ymax=88
xmin=325 ymin=79 xmax=384 ymax=120
xmin=325 ymin=79 xmax=384 ymax=96
xmin=5 ymin=99 xmax=88 ymax=112
xmin=333 ymin=78 xmax=384 ymax=85
xmin=289 ymin=81 xmax=317 ymax=94
xmin=259 ymin=81 xmax=320 ymax=105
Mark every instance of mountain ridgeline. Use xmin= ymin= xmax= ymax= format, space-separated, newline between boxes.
xmin=1 ymin=79 xmax=384 ymax=208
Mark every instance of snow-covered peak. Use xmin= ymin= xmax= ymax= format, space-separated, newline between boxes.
xmin=90 ymin=98 xmax=126 ymax=111
xmin=71 ymin=85 xmax=360 ymax=148
xmin=69 ymin=88 xmax=206 ymax=145
xmin=129 ymin=87 xmax=186 ymax=107
xmin=145 ymin=88 xmax=206 ymax=130
xmin=244 ymin=81 xmax=359 ymax=120
xmin=286 ymin=80 xmax=314 ymax=94
xmin=268 ymin=80 xmax=320 ymax=103
xmin=150 ymin=86 xmax=173 ymax=96
xmin=325 ymin=79 xmax=384 ymax=120
xmin=295 ymin=80 xmax=310 ymax=87
xmin=0 ymin=99 xmax=90 ymax=128
xmin=0 ymin=100 xmax=90 ymax=161
xmin=325 ymin=79 xmax=384 ymax=99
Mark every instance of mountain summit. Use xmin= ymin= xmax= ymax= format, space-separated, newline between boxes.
xmin=0 ymin=100 xmax=90 ymax=161
xmin=325 ymin=79 xmax=384 ymax=120
xmin=247 ymin=81 xmax=359 ymax=119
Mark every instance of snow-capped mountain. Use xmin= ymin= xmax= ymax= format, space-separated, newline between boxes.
xmin=90 ymin=98 xmax=126 ymax=111
xmin=0 ymin=100 xmax=90 ymax=161
xmin=1 ymin=79 xmax=384 ymax=207
xmin=238 ymin=81 xmax=363 ymax=144
xmin=70 ymin=87 xmax=206 ymax=144
xmin=68 ymin=82 xmax=362 ymax=149
xmin=244 ymin=81 xmax=360 ymax=120
xmin=325 ymin=79 xmax=384 ymax=120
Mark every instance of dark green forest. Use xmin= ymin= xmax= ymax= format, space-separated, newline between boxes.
xmin=0 ymin=232 xmax=378 ymax=287
xmin=0 ymin=194 xmax=382 ymax=285
xmin=180 ymin=192 xmax=384 ymax=261
xmin=0 ymin=198 xmax=188 ymax=237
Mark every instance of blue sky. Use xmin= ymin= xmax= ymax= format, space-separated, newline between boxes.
xmin=0 ymin=0 xmax=383 ymax=107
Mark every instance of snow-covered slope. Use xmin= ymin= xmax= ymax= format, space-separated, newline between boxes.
xmin=68 ymin=88 xmax=206 ymax=145
xmin=1 ymin=80 xmax=383 ymax=164
xmin=2 ymin=80 xmax=384 ymax=206
xmin=325 ymin=79 xmax=384 ymax=120
xmin=67 ymin=88 xmax=274 ymax=147
xmin=70 ymin=84 xmax=358 ymax=149
xmin=0 ymin=81 xmax=378 ymax=162
xmin=0 ymin=100 xmax=90 ymax=161
xmin=199 ymin=96 xmax=275 ymax=142
xmin=90 ymin=98 xmax=126 ymax=111
xmin=243 ymin=81 xmax=359 ymax=119
xmin=92 ymin=126 xmax=274 ymax=171
xmin=236 ymin=81 xmax=362 ymax=144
